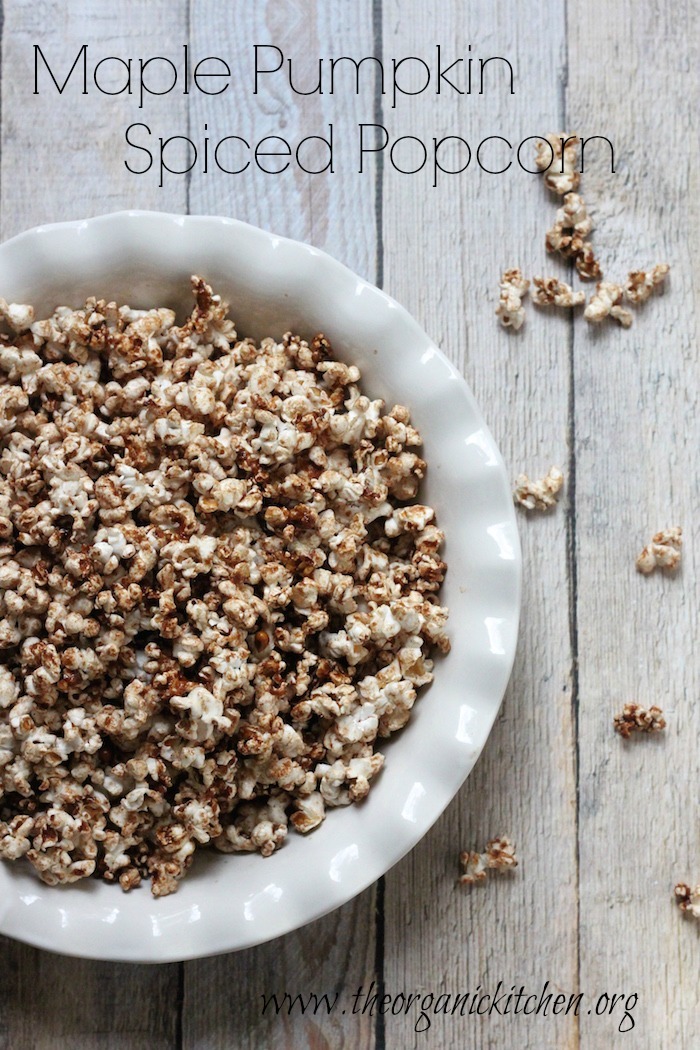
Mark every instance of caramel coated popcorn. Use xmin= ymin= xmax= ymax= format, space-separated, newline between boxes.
xmin=583 ymin=282 xmax=633 ymax=327
xmin=636 ymin=527 xmax=682 ymax=574
xmin=513 ymin=466 xmax=564 ymax=511
xmin=535 ymin=133 xmax=580 ymax=195
xmin=495 ymin=268 xmax=529 ymax=331
xmin=613 ymin=703 xmax=666 ymax=738
xmin=545 ymin=193 xmax=602 ymax=280
xmin=675 ymin=883 xmax=700 ymax=918
xmin=624 ymin=264 xmax=670 ymax=304
xmin=459 ymin=837 xmax=518 ymax=885
xmin=545 ymin=193 xmax=592 ymax=256
xmin=531 ymin=277 xmax=585 ymax=309
xmin=0 ymin=278 xmax=449 ymax=896
xmin=575 ymin=243 xmax=603 ymax=281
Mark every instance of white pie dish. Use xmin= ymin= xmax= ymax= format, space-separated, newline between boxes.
xmin=0 ymin=211 xmax=521 ymax=962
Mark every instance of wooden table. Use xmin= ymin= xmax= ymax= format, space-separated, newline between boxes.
xmin=0 ymin=1 xmax=698 ymax=1047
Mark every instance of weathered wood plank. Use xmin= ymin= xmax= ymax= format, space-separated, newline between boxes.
xmin=181 ymin=890 xmax=376 ymax=1050
xmin=568 ymin=3 xmax=700 ymax=1047
xmin=379 ymin=3 xmax=580 ymax=1048
xmin=183 ymin=4 xmax=380 ymax=1048
xmin=185 ymin=0 xmax=379 ymax=279
xmin=0 ymin=2 xmax=188 ymax=1048
xmin=0 ymin=0 xmax=189 ymax=239
xmin=0 ymin=940 xmax=180 ymax=1050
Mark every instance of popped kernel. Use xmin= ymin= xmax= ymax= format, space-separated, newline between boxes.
xmin=624 ymin=264 xmax=670 ymax=304
xmin=613 ymin=703 xmax=666 ymax=739
xmin=576 ymin=243 xmax=603 ymax=281
xmin=675 ymin=883 xmax=700 ymax=919
xmin=584 ymin=282 xmax=633 ymax=327
xmin=531 ymin=277 xmax=585 ymax=309
xmin=513 ymin=466 xmax=564 ymax=511
xmin=495 ymin=268 xmax=530 ymax=331
xmin=458 ymin=837 xmax=518 ymax=885
xmin=534 ymin=133 xmax=580 ymax=195
xmin=545 ymin=193 xmax=599 ymax=277
xmin=636 ymin=527 xmax=682 ymax=574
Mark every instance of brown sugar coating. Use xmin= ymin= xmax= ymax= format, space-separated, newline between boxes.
xmin=0 ymin=277 xmax=449 ymax=896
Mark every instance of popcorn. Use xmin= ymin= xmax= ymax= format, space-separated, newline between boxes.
xmin=459 ymin=837 xmax=518 ymax=885
xmin=513 ymin=466 xmax=564 ymax=511
xmin=613 ymin=703 xmax=666 ymax=738
xmin=290 ymin=791 xmax=326 ymax=833
xmin=624 ymin=264 xmax=670 ymax=304
xmin=0 ymin=278 xmax=449 ymax=896
xmin=0 ymin=815 xmax=34 ymax=859
xmin=171 ymin=686 xmax=233 ymax=743
xmin=675 ymin=883 xmax=700 ymax=919
xmin=544 ymin=193 xmax=602 ymax=280
xmin=548 ymin=192 xmax=592 ymax=246
xmin=0 ymin=297 xmax=34 ymax=332
xmin=636 ymin=527 xmax=682 ymax=574
xmin=584 ymin=282 xmax=633 ymax=327
xmin=26 ymin=808 xmax=101 ymax=885
xmin=535 ymin=133 xmax=580 ymax=195
xmin=385 ymin=504 xmax=435 ymax=537
xmin=495 ymin=268 xmax=529 ymax=330
xmin=531 ymin=277 xmax=585 ymax=309
xmin=576 ymin=243 xmax=603 ymax=281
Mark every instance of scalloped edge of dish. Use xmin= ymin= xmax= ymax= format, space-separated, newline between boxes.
xmin=0 ymin=212 xmax=521 ymax=962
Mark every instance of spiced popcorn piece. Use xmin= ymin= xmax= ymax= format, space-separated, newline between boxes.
xmin=534 ymin=133 xmax=580 ymax=195
xmin=624 ymin=264 xmax=670 ymax=304
xmin=576 ymin=243 xmax=603 ymax=281
xmin=636 ymin=527 xmax=682 ymax=574
xmin=613 ymin=703 xmax=666 ymax=739
xmin=513 ymin=466 xmax=564 ymax=511
xmin=545 ymin=193 xmax=592 ymax=256
xmin=675 ymin=883 xmax=700 ymax=918
xmin=531 ymin=277 xmax=585 ymax=309
xmin=495 ymin=268 xmax=529 ymax=330
xmin=0 ymin=278 xmax=449 ymax=897
xmin=545 ymin=193 xmax=602 ymax=280
xmin=583 ymin=282 xmax=633 ymax=327
xmin=459 ymin=837 xmax=518 ymax=885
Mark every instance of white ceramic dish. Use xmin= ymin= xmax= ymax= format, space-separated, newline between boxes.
xmin=0 ymin=211 xmax=520 ymax=962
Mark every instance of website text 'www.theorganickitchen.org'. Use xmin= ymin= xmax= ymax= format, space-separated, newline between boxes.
xmin=261 ymin=980 xmax=638 ymax=1033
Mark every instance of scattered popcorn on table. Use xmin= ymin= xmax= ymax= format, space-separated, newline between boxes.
xmin=675 ymin=883 xmax=700 ymax=918
xmin=0 ymin=277 xmax=450 ymax=897
xmin=636 ymin=527 xmax=682 ymax=574
xmin=584 ymin=282 xmax=633 ymax=327
xmin=513 ymin=466 xmax=564 ymax=511
xmin=624 ymin=264 xmax=670 ymax=304
xmin=613 ymin=703 xmax=666 ymax=739
xmin=535 ymin=133 xmax=580 ymax=195
xmin=495 ymin=268 xmax=530 ymax=331
xmin=499 ymin=137 xmax=670 ymax=340
xmin=531 ymin=277 xmax=585 ymax=309
xmin=459 ymin=837 xmax=518 ymax=886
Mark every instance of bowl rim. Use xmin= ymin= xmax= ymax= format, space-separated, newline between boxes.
xmin=0 ymin=211 xmax=522 ymax=961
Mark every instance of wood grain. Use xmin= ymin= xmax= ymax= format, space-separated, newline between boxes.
xmin=185 ymin=0 xmax=379 ymax=278
xmin=0 ymin=940 xmax=179 ymax=1050
xmin=378 ymin=2 xmax=580 ymax=1048
xmin=0 ymin=0 xmax=189 ymax=238
xmin=568 ymin=2 xmax=700 ymax=1047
